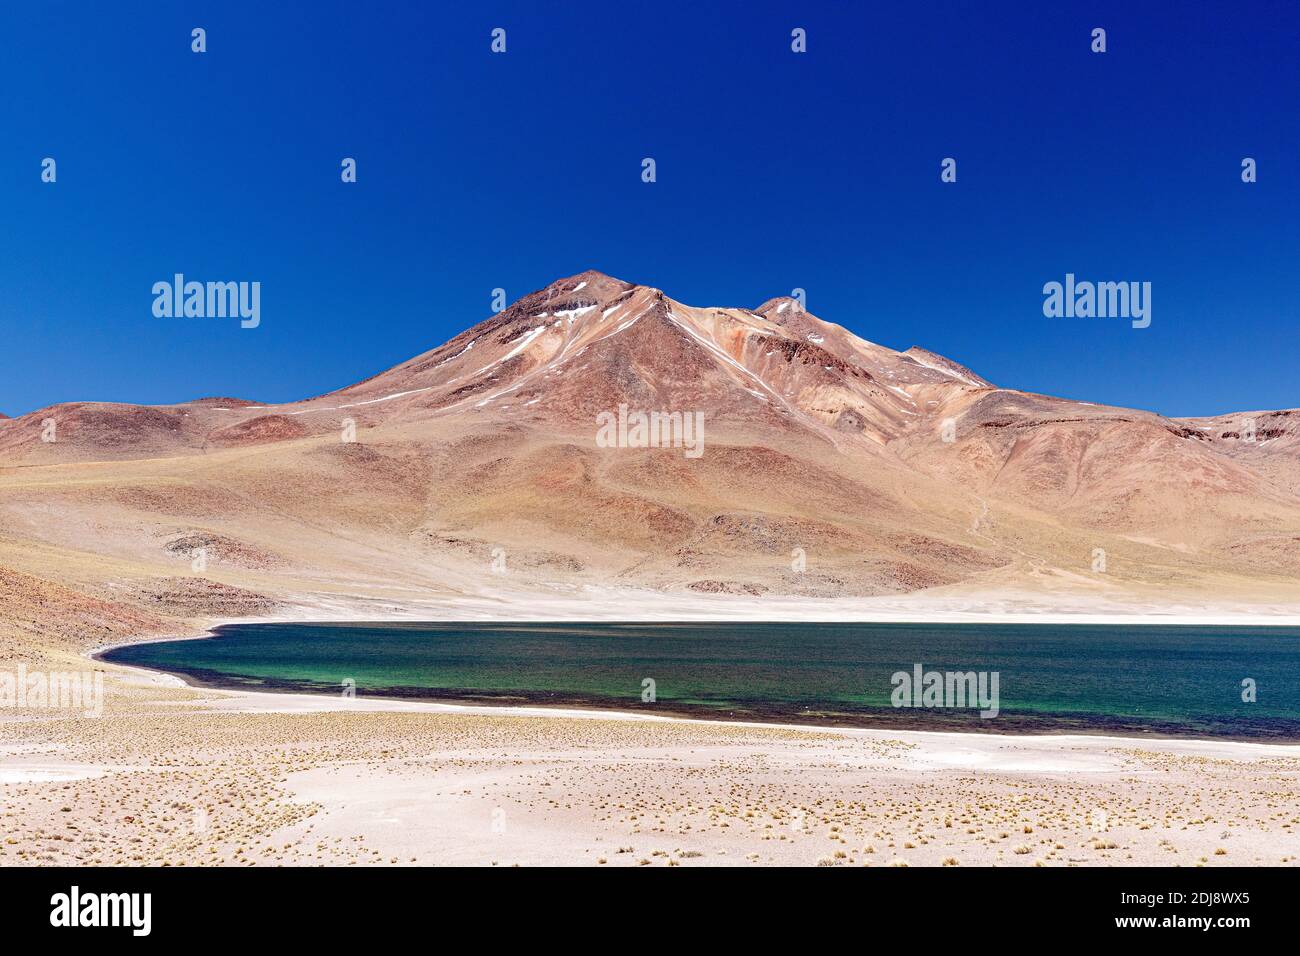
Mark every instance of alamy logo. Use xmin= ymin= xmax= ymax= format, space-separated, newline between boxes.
xmin=50 ymin=886 xmax=151 ymax=936
xmin=596 ymin=404 xmax=705 ymax=458
xmin=1042 ymin=273 xmax=1150 ymax=329
xmin=152 ymin=274 xmax=261 ymax=328
xmin=891 ymin=663 xmax=999 ymax=718
xmin=1 ymin=665 xmax=103 ymax=718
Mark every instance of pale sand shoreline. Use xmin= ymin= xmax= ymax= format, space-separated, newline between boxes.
xmin=121 ymin=581 xmax=1300 ymax=629
xmin=125 ymin=681 xmax=1300 ymax=758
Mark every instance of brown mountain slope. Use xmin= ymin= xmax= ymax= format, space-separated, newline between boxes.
xmin=1 ymin=269 xmax=1297 ymax=614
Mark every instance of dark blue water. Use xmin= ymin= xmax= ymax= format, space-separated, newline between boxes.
xmin=99 ymin=621 xmax=1300 ymax=739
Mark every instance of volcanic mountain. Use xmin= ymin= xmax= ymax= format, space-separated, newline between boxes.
xmin=2 ymin=269 xmax=1298 ymax=628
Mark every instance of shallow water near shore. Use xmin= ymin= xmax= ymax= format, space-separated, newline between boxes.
xmin=99 ymin=621 xmax=1300 ymax=740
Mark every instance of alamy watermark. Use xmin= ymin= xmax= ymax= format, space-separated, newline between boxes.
xmin=596 ymin=404 xmax=705 ymax=458
xmin=890 ymin=663 xmax=999 ymax=718
xmin=152 ymin=274 xmax=260 ymax=329
xmin=50 ymin=886 xmax=150 ymax=936
xmin=1 ymin=665 xmax=104 ymax=718
xmin=1042 ymin=273 xmax=1150 ymax=329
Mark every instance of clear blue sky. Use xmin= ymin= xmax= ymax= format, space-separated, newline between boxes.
xmin=2 ymin=1 xmax=1296 ymax=418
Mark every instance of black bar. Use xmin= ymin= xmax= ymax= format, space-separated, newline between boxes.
xmin=0 ymin=865 xmax=1278 ymax=941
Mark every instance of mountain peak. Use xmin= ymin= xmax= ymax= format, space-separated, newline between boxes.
xmin=541 ymin=269 xmax=637 ymax=301
xmin=754 ymin=296 xmax=805 ymax=317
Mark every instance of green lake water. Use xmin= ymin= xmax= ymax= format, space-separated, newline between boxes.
xmin=99 ymin=621 xmax=1300 ymax=739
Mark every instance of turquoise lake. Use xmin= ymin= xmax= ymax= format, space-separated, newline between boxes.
xmin=99 ymin=621 xmax=1300 ymax=739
